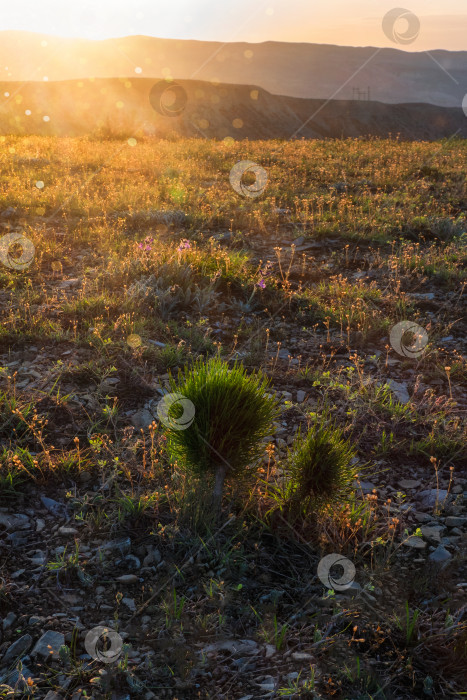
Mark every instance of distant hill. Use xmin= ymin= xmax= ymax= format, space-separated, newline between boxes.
xmin=1 ymin=78 xmax=466 ymax=140
xmin=0 ymin=31 xmax=466 ymax=107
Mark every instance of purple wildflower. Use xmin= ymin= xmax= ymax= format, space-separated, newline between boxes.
xmin=177 ymin=239 xmax=191 ymax=252
xmin=257 ymin=278 xmax=266 ymax=289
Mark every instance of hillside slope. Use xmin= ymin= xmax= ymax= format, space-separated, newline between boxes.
xmin=0 ymin=78 xmax=466 ymax=141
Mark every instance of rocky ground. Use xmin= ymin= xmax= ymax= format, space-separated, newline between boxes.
xmin=0 ymin=136 xmax=466 ymax=698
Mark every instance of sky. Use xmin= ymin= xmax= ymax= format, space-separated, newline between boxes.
xmin=0 ymin=0 xmax=466 ymax=50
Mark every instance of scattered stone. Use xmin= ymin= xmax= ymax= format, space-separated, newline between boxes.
xmin=122 ymin=598 xmax=136 ymax=612
xmin=414 ymin=512 xmax=434 ymax=523
xmin=58 ymin=526 xmax=79 ymax=536
xmin=129 ymin=409 xmax=154 ymax=430
xmin=399 ymin=479 xmax=421 ymax=489
xmin=2 ymin=612 xmax=17 ymax=631
xmin=403 ymin=536 xmax=427 ymax=549
xmin=354 ymin=480 xmax=377 ymax=494
xmin=142 ymin=547 xmax=161 ymax=567
xmin=116 ymin=574 xmax=139 ymax=584
xmin=418 ymin=490 xmax=449 ymax=509
xmin=2 ymin=634 xmax=33 ymax=666
xmin=386 ymin=379 xmax=410 ymax=404
xmin=59 ymin=278 xmax=80 ymax=289
xmin=429 ymin=546 xmax=452 ymax=564
xmin=291 ymin=651 xmax=313 ymax=661
xmin=0 ymin=513 xmax=30 ymax=530
xmin=30 ymin=551 xmax=47 ymax=566
xmin=123 ymin=554 xmax=141 ymax=570
xmin=100 ymin=538 xmax=132 ymax=555
xmin=411 ymin=292 xmax=435 ymax=301
xmin=296 ymin=390 xmax=306 ymax=403
xmin=445 ymin=516 xmax=466 ymax=528
xmin=11 ymin=569 xmax=25 ymax=579
xmin=31 ymin=630 xmax=65 ymax=661
xmin=257 ymin=676 xmax=276 ymax=691
xmin=202 ymin=639 xmax=258 ymax=655
xmin=0 ymin=666 xmax=34 ymax=688
xmin=0 ymin=207 xmax=17 ymax=218
xmin=421 ymin=525 xmax=445 ymax=543
xmin=28 ymin=616 xmax=43 ymax=626
xmin=40 ymin=496 xmax=67 ymax=517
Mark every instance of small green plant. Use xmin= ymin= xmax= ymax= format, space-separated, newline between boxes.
xmin=394 ymin=601 xmax=421 ymax=646
xmin=281 ymin=411 xmax=357 ymax=517
xmin=166 ymin=357 xmax=279 ymax=515
xmin=277 ymin=667 xmax=316 ymax=696
xmin=47 ymin=542 xmax=81 ymax=575
xmin=114 ymin=490 xmax=158 ymax=523
xmin=162 ymin=588 xmax=186 ymax=628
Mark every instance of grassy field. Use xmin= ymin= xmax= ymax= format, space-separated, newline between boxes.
xmin=0 ymin=134 xmax=466 ymax=699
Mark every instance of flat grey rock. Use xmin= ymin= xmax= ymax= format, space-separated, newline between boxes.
xmin=418 ymin=489 xmax=449 ymax=508
xmin=429 ymin=546 xmax=452 ymax=564
xmin=31 ymin=631 xmax=65 ymax=661
xmin=2 ymin=634 xmax=33 ymax=666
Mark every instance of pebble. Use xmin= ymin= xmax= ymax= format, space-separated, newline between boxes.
xmin=421 ymin=525 xmax=445 ymax=543
xmin=296 ymin=390 xmax=306 ymax=403
xmin=445 ymin=516 xmax=466 ymax=527
xmin=31 ymin=630 xmax=65 ymax=661
xmin=428 ymin=546 xmax=452 ymax=564
xmin=59 ymin=278 xmax=80 ymax=289
xmin=399 ymin=479 xmax=421 ymax=489
xmin=418 ymin=490 xmax=449 ymax=508
xmin=403 ymin=536 xmax=426 ymax=549
xmin=129 ymin=409 xmax=154 ymax=430
xmin=414 ymin=512 xmax=434 ymax=523
xmin=122 ymin=597 xmax=136 ymax=612
xmin=258 ymin=676 xmax=276 ymax=691
xmin=40 ymin=496 xmax=67 ymax=517
xmin=58 ymin=526 xmax=79 ymax=536
xmin=116 ymin=574 xmax=139 ymax=584
xmin=2 ymin=612 xmax=17 ymax=631
xmin=0 ymin=513 xmax=30 ymax=530
xmin=386 ymin=379 xmax=410 ymax=404
xmin=291 ymin=651 xmax=313 ymax=661
xmin=2 ymin=634 xmax=33 ymax=665
xmin=355 ymin=480 xmax=377 ymax=494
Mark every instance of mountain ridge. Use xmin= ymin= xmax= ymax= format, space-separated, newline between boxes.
xmin=1 ymin=31 xmax=466 ymax=107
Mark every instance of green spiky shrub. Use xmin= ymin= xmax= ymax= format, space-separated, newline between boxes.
xmin=166 ymin=357 xmax=279 ymax=516
xmin=283 ymin=412 xmax=357 ymax=518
